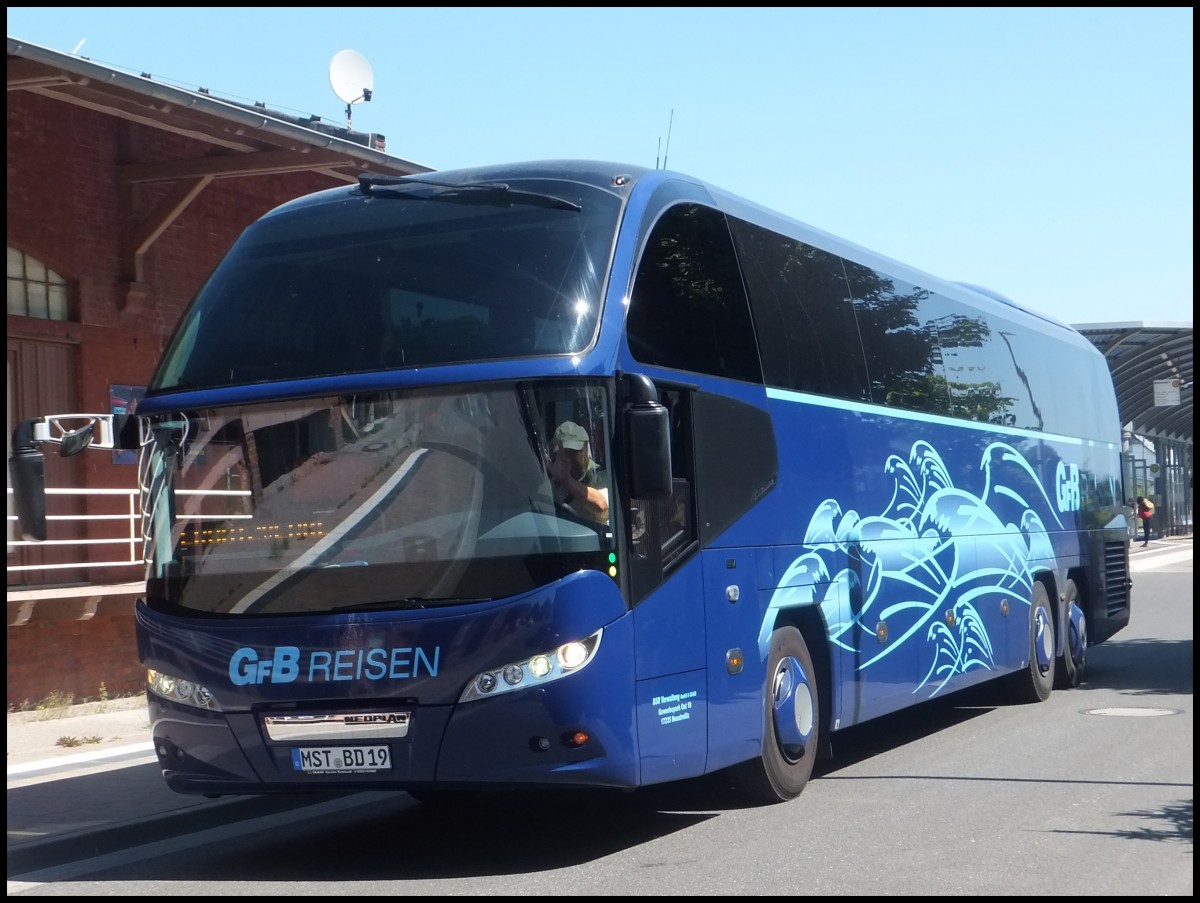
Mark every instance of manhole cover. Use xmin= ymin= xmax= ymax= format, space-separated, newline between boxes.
xmin=1084 ymin=707 xmax=1180 ymax=717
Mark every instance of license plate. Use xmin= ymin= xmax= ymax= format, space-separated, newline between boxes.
xmin=292 ymin=745 xmax=392 ymax=774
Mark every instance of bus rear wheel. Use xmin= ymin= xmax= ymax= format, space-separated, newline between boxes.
xmin=1055 ymin=578 xmax=1087 ymax=689
xmin=1004 ymin=580 xmax=1055 ymax=703
xmin=729 ymin=626 xmax=819 ymax=804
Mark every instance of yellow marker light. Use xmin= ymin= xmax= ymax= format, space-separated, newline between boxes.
xmin=566 ymin=730 xmax=590 ymax=748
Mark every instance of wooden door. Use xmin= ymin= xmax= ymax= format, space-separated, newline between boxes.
xmin=6 ymin=337 xmax=81 ymax=586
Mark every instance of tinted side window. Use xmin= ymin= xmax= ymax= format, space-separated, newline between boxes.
xmin=944 ymin=309 xmax=1065 ymax=431
xmin=841 ymin=262 xmax=951 ymax=413
xmin=729 ymin=217 xmax=870 ymax=401
xmin=1028 ymin=338 xmax=1117 ymax=440
xmin=628 ymin=204 xmax=762 ymax=383
xmin=939 ymin=308 xmax=1018 ymax=427
xmin=692 ymin=392 xmax=778 ymax=546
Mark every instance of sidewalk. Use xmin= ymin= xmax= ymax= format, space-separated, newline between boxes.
xmin=6 ymin=535 xmax=1192 ymax=877
xmin=7 ymin=694 xmax=153 ymax=772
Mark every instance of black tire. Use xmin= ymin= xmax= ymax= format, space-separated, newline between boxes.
xmin=728 ymin=626 xmax=819 ymax=804
xmin=1004 ymin=581 xmax=1055 ymax=703
xmin=1055 ymin=578 xmax=1087 ymax=689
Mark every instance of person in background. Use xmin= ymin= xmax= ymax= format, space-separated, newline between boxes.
xmin=548 ymin=420 xmax=609 ymax=525
xmin=1135 ymin=495 xmax=1155 ymax=547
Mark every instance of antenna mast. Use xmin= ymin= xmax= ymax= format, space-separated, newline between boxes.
xmin=662 ymin=109 xmax=674 ymax=170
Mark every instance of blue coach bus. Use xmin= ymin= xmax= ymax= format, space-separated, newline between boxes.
xmin=9 ymin=160 xmax=1132 ymax=804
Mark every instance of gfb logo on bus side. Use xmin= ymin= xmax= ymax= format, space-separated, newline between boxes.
xmin=229 ymin=645 xmax=441 ymax=685
xmin=1055 ymin=461 xmax=1081 ymax=514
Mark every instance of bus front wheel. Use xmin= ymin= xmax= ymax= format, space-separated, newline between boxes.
xmin=729 ymin=626 xmax=819 ymax=804
xmin=1004 ymin=580 xmax=1056 ymax=703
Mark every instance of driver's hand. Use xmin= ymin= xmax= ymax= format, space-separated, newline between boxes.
xmin=547 ymin=450 xmax=570 ymax=483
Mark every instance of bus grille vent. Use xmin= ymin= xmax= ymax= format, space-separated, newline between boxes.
xmin=1102 ymin=541 xmax=1130 ymax=617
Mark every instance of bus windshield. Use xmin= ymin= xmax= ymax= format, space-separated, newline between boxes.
xmin=149 ymin=176 xmax=624 ymax=393
xmin=140 ymin=382 xmax=616 ymax=616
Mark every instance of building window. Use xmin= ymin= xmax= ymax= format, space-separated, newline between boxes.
xmin=7 ymin=247 xmax=70 ymax=320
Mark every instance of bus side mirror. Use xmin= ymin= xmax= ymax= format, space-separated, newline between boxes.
xmin=623 ymin=373 xmax=672 ymax=500
xmin=8 ymin=420 xmax=47 ymax=542
xmin=58 ymin=419 xmax=98 ymax=457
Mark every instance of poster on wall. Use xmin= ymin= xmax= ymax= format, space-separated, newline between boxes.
xmin=110 ymin=385 xmax=145 ymax=464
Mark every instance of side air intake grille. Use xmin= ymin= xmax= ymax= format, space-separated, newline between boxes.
xmin=1102 ymin=541 xmax=1130 ymax=617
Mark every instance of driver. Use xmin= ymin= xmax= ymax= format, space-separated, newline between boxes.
xmin=548 ymin=420 xmax=609 ymax=525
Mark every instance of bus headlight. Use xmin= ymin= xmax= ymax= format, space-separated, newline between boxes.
xmin=459 ymin=629 xmax=602 ymax=703
xmin=147 ymin=668 xmax=222 ymax=711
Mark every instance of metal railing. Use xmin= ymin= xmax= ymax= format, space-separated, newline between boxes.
xmin=7 ymin=484 xmax=252 ymax=585
xmin=7 ymin=486 xmax=142 ymax=573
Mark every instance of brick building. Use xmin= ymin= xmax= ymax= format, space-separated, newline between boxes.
xmin=6 ymin=36 xmax=430 ymax=709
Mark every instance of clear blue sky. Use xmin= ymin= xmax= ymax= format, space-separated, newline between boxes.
xmin=8 ymin=7 xmax=1193 ymax=326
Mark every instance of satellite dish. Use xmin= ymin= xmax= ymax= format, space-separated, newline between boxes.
xmin=329 ymin=50 xmax=374 ymax=128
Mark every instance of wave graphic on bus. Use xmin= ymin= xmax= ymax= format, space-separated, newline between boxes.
xmin=765 ymin=440 xmax=1064 ymax=697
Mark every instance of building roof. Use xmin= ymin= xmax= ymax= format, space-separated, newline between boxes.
xmin=7 ymin=36 xmax=433 ymax=182
xmin=8 ymin=34 xmax=434 ymax=305
xmin=1075 ymin=323 xmax=1193 ymax=444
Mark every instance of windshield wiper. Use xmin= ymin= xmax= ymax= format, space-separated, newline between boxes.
xmin=357 ymin=175 xmax=581 ymax=211
xmin=339 ymin=596 xmax=491 ymax=612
